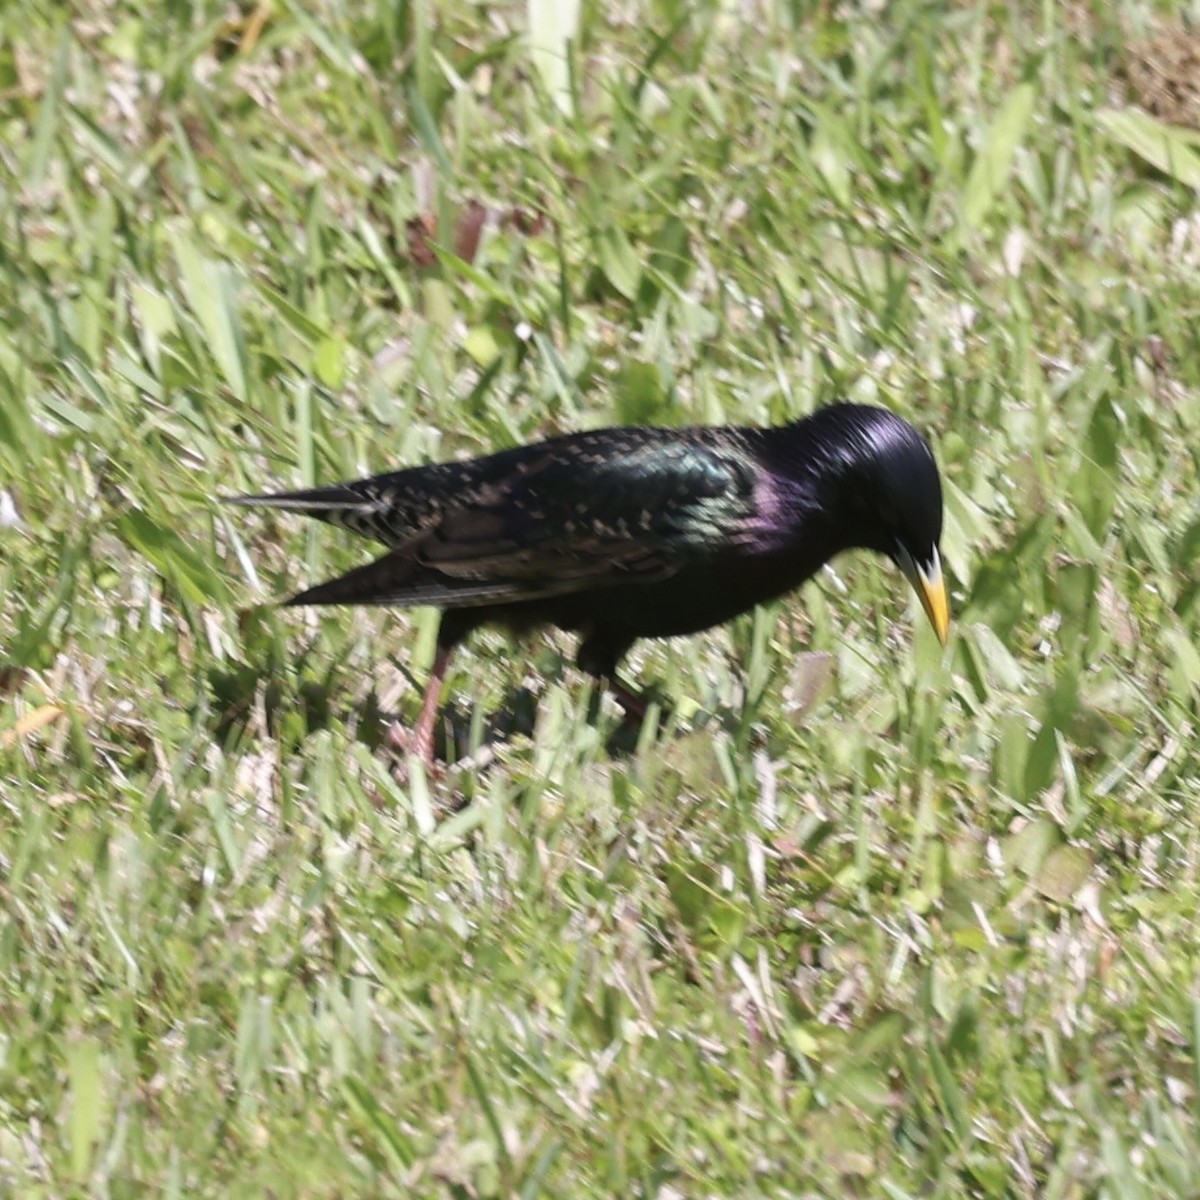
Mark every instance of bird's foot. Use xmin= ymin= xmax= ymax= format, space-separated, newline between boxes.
xmin=384 ymin=717 xmax=445 ymax=781
xmin=605 ymin=678 xmax=672 ymax=744
xmin=609 ymin=678 xmax=650 ymax=723
xmin=381 ymin=643 xmax=452 ymax=782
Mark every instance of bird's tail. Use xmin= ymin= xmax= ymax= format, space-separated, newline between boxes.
xmin=282 ymin=551 xmax=421 ymax=607
xmin=225 ymin=484 xmax=374 ymax=530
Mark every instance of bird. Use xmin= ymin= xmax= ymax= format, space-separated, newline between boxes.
xmin=229 ymin=403 xmax=949 ymax=765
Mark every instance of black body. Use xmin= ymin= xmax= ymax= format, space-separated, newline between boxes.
xmin=230 ymin=403 xmax=944 ymax=679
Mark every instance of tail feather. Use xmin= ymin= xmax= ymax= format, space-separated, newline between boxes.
xmin=283 ymin=551 xmax=419 ymax=607
xmin=283 ymin=550 xmax=524 ymax=609
xmin=225 ymin=483 xmax=412 ymax=543
xmin=226 ymin=484 xmax=373 ymax=527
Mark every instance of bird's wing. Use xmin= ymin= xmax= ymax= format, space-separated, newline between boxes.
xmin=422 ymin=437 xmax=757 ymax=588
xmin=247 ymin=433 xmax=762 ymax=609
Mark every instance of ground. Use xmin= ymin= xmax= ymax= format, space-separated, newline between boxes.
xmin=3 ymin=0 xmax=1200 ymax=1195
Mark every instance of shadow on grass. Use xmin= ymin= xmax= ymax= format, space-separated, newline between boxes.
xmin=207 ymin=659 xmax=542 ymax=762
xmin=429 ymin=686 xmax=541 ymax=763
xmin=208 ymin=653 xmax=743 ymax=770
xmin=207 ymin=663 xmax=337 ymax=747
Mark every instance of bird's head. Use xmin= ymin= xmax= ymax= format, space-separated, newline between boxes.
xmin=806 ymin=405 xmax=949 ymax=645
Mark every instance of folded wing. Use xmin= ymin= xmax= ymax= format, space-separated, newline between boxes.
xmin=231 ymin=429 xmax=760 ymax=609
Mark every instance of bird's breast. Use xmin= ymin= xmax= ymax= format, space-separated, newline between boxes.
xmin=541 ymin=543 xmax=835 ymax=640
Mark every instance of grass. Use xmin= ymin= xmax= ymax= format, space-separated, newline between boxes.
xmin=3 ymin=0 xmax=1200 ymax=1194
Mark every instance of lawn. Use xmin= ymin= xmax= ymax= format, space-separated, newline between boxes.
xmin=3 ymin=0 xmax=1200 ymax=1195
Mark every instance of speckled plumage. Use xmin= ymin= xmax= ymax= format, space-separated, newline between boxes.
xmin=230 ymin=403 xmax=948 ymax=762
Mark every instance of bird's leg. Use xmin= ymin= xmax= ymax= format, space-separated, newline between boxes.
xmin=607 ymin=676 xmax=650 ymax=723
xmin=386 ymin=641 xmax=452 ymax=767
xmin=577 ymin=630 xmax=660 ymax=730
xmin=412 ymin=642 xmax=451 ymax=764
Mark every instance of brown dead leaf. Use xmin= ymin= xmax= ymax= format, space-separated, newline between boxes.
xmin=453 ymin=199 xmax=488 ymax=263
xmin=406 ymin=212 xmax=439 ymax=268
xmin=501 ymin=206 xmax=549 ymax=236
xmin=1122 ymin=24 xmax=1200 ymax=128
xmin=1 ymin=704 xmax=65 ymax=747
xmin=405 ymin=198 xmax=550 ymax=268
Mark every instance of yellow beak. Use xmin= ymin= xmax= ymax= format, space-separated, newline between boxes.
xmin=898 ymin=547 xmax=950 ymax=646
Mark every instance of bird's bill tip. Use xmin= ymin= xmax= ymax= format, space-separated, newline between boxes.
xmin=900 ymin=548 xmax=950 ymax=646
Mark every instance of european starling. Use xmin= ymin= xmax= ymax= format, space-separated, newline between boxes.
xmin=230 ymin=403 xmax=948 ymax=763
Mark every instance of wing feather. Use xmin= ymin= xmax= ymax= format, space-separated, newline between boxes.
xmin=235 ymin=429 xmax=761 ymax=609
